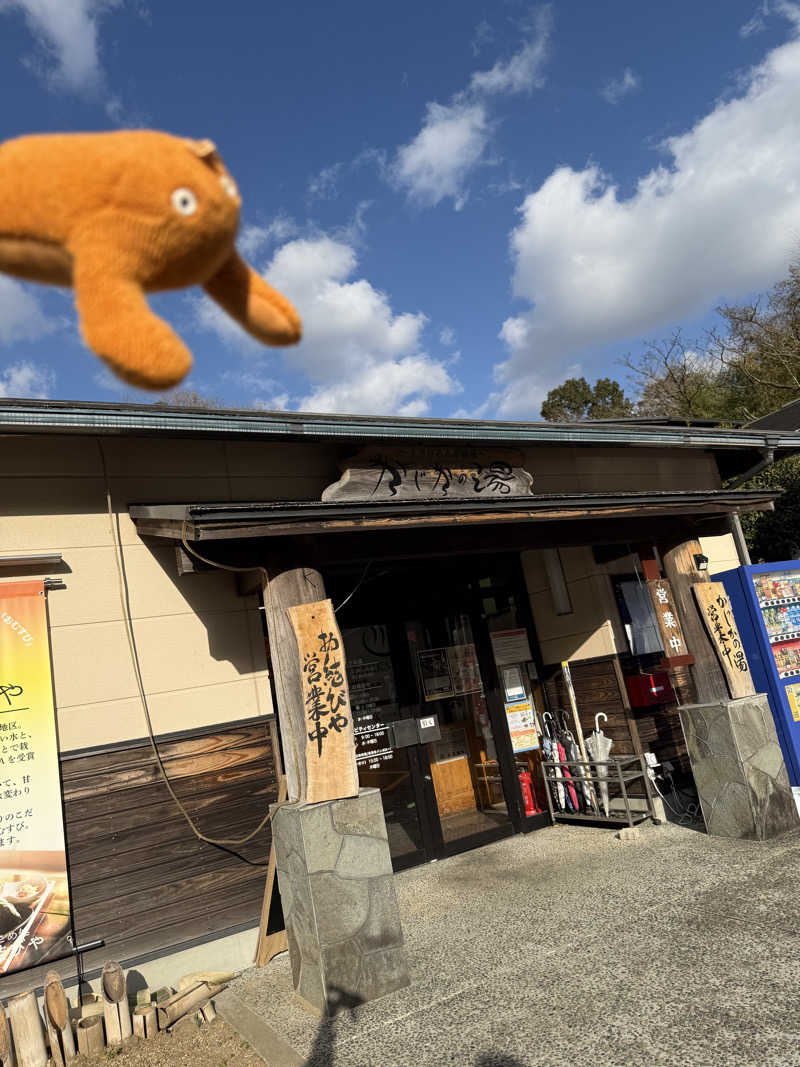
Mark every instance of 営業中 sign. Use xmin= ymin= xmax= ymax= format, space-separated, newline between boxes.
xmin=0 ymin=580 xmax=72 ymax=976
xmin=646 ymin=579 xmax=691 ymax=661
xmin=288 ymin=598 xmax=359 ymax=804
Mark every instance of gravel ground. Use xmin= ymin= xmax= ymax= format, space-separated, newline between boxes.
xmin=73 ymin=1017 xmax=264 ymax=1066
xmin=229 ymin=819 xmax=800 ymax=1066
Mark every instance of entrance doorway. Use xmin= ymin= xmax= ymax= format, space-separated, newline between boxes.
xmin=326 ymin=554 xmax=550 ymax=870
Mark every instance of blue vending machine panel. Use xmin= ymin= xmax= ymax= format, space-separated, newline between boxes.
xmin=715 ymin=562 xmax=800 ymax=786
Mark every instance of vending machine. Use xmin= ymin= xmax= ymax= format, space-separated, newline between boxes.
xmin=715 ymin=562 xmax=800 ymax=786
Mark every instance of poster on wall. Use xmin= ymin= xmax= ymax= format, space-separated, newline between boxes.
xmin=447 ymin=644 xmax=482 ymax=696
xmin=504 ymin=700 xmax=540 ymax=753
xmin=0 ymin=580 xmax=73 ymax=976
xmin=786 ymin=682 xmax=800 ymax=723
xmin=417 ymin=649 xmax=455 ymax=701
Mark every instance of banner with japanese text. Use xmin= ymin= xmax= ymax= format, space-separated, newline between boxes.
xmin=0 ymin=580 xmax=72 ymax=975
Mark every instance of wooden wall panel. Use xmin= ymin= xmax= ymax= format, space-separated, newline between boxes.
xmin=61 ymin=720 xmax=278 ymax=962
xmin=545 ymin=657 xmax=637 ymax=755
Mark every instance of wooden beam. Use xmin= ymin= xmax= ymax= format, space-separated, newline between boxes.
xmin=262 ymin=551 xmax=326 ymax=801
xmin=659 ymin=535 xmax=730 ymax=705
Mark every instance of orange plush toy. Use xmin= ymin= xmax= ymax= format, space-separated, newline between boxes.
xmin=0 ymin=130 xmax=301 ymax=388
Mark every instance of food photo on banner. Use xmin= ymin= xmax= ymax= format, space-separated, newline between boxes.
xmin=0 ymin=580 xmax=73 ymax=976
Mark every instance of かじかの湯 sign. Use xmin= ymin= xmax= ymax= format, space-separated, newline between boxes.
xmin=288 ymin=599 xmax=358 ymax=804
xmin=692 ymin=582 xmax=755 ymax=699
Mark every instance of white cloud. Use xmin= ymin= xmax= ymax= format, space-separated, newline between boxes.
xmin=0 ymin=360 xmax=55 ymax=398
xmin=469 ymin=6 xmax=552 ymax=95
xmin=0 ymin=0 xmax=123 ymax=93
xmin=262 ymin=236 xmax=460 ymax=415
xmin=439 ymin=326 xmax=456 ymax=346
xmin=493 ymin=21 xmax=800 ymax=417
xmin=193 ymin=231 xmax=460 ymax=414
xmin=391 ymin=101 xmax=491 ymax=210
xmin=0 ymin=276 xmax=57 ymax=344
xmin=307 ymin=162 xmax=345 ymax=202
xmin=238 ymin=216 xmax=298 ymax=259
xmin=391 ymin=5 xmax=552 ymax=209
xmin=471 ymin=19 xmax=494 ymax=57
xmin=302 ymin=355 xmax=456 ymax=416
xmin=600 ymin=67 xmax=640 ymax=104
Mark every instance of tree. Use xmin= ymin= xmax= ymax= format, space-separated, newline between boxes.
xmin=621 ymin=331 xmax=734 ymax=424
xmin=540 ymin=376 xmax=634 ymax=421
xmin=544 ymin=263 xmax=800 ymax=560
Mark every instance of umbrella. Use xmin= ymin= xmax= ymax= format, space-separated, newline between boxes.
xmin=568 ymin=737 xmax=593 ymax=811
xmin=542 ymin=715 xmax=564 ymax=811
xmin=586 ymin=712 xmax=613 ymax=817
xmin=557 ymin=739 xmax=579 ymax=812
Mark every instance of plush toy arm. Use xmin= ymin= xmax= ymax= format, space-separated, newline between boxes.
xmin=203 ymin=250 xmax=302 ymax=346
xmin=73 ymin=259 xmax=192 ymax=389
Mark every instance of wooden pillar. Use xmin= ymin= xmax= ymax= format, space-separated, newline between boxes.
xmin=659 ymin=535 xmax=730 ymax=705
xmin=262 ymin=550 xmax=326 ymax=802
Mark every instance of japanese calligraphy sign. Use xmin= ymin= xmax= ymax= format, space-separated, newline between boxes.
xmin=288 ymin=598 xmax=358 ymax=804
xmin=0 ymin=580 xmax=72 ymax=976
xmin=646 ymin=579 xmax=691 ymax=661
xmin=322 ymin=446 xmax=534 ymax=502
xmin=693 ymin=582 xmax=755 ymax=699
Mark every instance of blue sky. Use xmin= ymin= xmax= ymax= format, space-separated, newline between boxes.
xmin=1 ymin=0 xmax=800 ymax=418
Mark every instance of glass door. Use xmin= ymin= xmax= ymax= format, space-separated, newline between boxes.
xmin=331 ymin=554 xmax=546 ymax=868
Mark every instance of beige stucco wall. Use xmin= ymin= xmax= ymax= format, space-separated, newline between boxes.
xmin=520 ymin=445 xmax=721 ymax=494
xmin=0 ymin=433 xmax=335 ymax=752
xmin=522 ymin=546 xmax=626 ymax=666
xmin=700 ymin=532 xmax=741 ymax=576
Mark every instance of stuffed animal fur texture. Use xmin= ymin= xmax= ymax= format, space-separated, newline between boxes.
xmin=0 ymin=130 xmax=302 ymax=388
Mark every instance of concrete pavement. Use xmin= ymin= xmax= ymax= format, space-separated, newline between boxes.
xmin=223 ymin=820 xmax=800 ymax=1066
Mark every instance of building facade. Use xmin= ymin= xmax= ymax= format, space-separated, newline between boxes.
xmin=0 ymin=398 xmax=793 ymax=992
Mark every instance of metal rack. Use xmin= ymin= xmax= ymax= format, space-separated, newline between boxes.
xmin=541 ymin=753 xmax=657 ymax=827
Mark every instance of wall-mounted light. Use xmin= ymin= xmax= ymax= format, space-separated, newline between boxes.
xmin=0 ymin=553 xmax=63 ymax=568
xmin=693 ymin=553 xmax=709 ymax=572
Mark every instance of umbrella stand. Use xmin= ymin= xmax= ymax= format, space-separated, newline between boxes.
xmin=560 ymin=660 xmax=600 ymax=814
xmin=540 ymin=753 xmax=657 ymax=827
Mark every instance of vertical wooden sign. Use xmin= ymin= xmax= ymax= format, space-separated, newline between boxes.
xmin=287 ymin=598 xmax=359 ymax=805
xmin=647 ymin=578 xmax=692 ymax=664
xmin=692 ymin=582 xmax=755 ymax=699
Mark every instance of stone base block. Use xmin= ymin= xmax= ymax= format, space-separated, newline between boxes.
xmin=680 ymin=694 xmax=800 ymax=839
xmin=271 ymin=787 xmax=410 ymax=1016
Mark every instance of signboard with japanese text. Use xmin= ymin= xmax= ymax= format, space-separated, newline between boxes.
xmin=288 ymin=599 xmax=359 ymax=804
xmin=646 ymin=579 xmax=691 ymax=662
xmin=322 ymin=446 xmax=534 ymax=502
xmin=693 ymin=582 xmax=756 ymax=699
xmin=0 ymin=580 xmax=72 ymax=976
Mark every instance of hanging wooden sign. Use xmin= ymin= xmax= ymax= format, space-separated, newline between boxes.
xmin=646 ymin=578 xmax=693 ymax=666
xmin=322 ymin=446 xmax=534 ymax=503
xmin=287 ymin=598 xmax=359 ymax=804
xmin=692 ymin=582 xmax=755 ymax=699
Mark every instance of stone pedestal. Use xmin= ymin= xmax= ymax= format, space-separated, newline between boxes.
xmin=680 ymin=694 xmax=800 ymax=839
xmin=270 ymin=787 xmax=410 ymax=1016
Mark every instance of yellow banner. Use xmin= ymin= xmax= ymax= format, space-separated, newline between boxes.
xmin=0 ymin=580 xmax=72 ymax=975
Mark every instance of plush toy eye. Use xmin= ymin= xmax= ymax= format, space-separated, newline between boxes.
xmin=220 ymin=175 xmax=238 ymax=199
xmin=171 ymin=187 xmax=198 ymax=215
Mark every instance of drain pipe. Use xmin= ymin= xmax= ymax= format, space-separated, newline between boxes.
xmin=729 ymin=512 xmax=752 ymax=566
xmin=726 ymin=447 xmax=775 ymax=489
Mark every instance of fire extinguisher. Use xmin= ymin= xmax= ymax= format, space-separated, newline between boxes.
xmin=518 ymin=769 xmax=537 ymax=816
